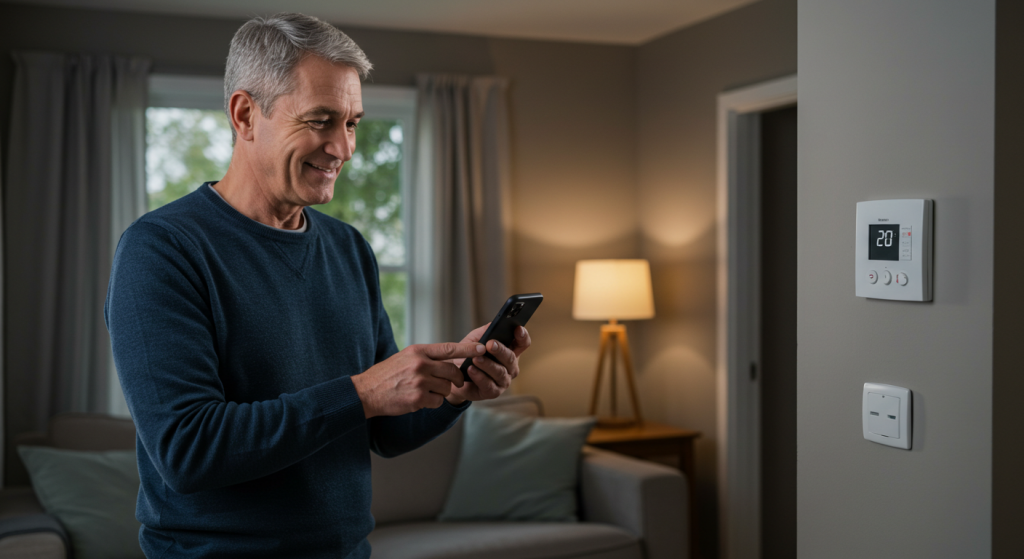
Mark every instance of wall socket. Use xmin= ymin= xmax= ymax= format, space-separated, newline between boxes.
xmin=863 ymin=383 xmax=912 ymax=450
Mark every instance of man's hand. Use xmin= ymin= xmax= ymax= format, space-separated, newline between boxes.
xmin=351 ymin=342 xmax=485 ymax=418
xmin=447 ymin=323 xmax=533 ymax=405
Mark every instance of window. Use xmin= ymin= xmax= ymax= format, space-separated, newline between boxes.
xmin=147 ymin=75 xmax=423 ymax=347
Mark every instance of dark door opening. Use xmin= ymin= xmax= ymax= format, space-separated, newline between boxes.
xmin=759 ymin=104 xmax=798 ymax=559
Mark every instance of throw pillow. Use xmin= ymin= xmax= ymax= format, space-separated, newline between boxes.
xmin=18 ymin=446 xmax=144 ymax=559
xmin=438 ymin=405 xmax=596 ymax=522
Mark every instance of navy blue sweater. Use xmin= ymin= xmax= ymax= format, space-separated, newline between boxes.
xmin=105 ymin=183 xmax=467 ymax=558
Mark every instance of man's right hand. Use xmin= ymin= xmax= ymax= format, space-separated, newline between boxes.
xmin=351 ymin=342 xmax=486 ymax=418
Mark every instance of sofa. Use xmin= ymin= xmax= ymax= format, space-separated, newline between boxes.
xmin=0 ymin=395 xmax=688 ymax=558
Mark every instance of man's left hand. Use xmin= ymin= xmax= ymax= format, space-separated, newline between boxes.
xmin=446 ymin=323 xmax=531 ymax=405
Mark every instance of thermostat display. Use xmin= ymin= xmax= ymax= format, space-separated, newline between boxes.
xmin=868 ymin=224 xmax=900 ymax=261
xmin=856 ymin=199 xmax=933 ymax=302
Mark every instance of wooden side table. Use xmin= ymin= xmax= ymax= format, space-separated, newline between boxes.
xmin=587 ymin=422 xmax=700 ymax=559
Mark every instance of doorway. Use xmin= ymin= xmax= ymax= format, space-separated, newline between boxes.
xmin=715 ymin=75 xmax=796 ymax=559
xmin=758 ymin=105 xmax=797 ymax=559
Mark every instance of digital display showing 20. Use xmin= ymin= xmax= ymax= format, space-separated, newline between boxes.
xmin=869 ymin=224 xmax=900 ymax=261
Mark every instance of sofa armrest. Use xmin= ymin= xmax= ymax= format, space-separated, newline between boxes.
xmin=579 ymin=446 xmax=688 ymax=559
xmin=0 ymin=514 xmax=70 ymax=559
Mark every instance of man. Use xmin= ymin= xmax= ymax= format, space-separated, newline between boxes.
xmin=105 ymin=13 xmax=529 ymax=558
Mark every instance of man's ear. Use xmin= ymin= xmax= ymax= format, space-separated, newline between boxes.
xmin=228 ymin=90 xmax=258 ymax=142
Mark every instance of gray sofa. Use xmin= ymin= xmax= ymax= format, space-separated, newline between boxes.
xmin=0 ymin=396 xmax=688 ymax=559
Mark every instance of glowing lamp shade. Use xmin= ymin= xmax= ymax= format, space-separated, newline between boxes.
xmin=573 ymin=260 xmax=655 ymax=321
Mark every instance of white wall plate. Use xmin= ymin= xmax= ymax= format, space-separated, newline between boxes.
xmin=855 ymin=199 xmax=933 ymax=301
xmin=862 ymin=383 xmax=912 ymax=450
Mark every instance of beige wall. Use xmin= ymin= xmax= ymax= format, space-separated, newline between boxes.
xmin=490 ymin=38 xmax=638 ymax=413
xmin=634 ymin=1 xmax=796 ymax=556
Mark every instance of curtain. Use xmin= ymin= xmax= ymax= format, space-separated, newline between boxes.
xmin=4 ymin=52 xmax=150 ymax=483
xmin=416 ymin=75 xmax=513 ymax=343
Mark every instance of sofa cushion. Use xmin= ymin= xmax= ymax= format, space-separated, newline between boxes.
xmin=18 ymin=447 xmax=143 ymax=559
xmin=371 ymin=419 xmax=465 ymax=525
xmin=439 ymin=406 xmax=595 ymax=522
xmin=367 ymin=521 xmax=641 ymax=559
xmin=370 ymin=395 xmax=545 ymax=525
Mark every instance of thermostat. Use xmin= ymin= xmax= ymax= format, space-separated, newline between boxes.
xmin=855 ymin=199 xmax=933 ymax=301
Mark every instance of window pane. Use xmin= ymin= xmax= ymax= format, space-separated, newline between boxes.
xmin=146 ymin=108 xmax=232 ymax=210
xmin=313 ymin=119 xmax=405 ymax=266
xmin=380 ymin=271 xmax=407 ymax=348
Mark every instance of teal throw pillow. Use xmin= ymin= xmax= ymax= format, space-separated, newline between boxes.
xmin=439 ymin=405 xmax=596 ymax=522
xmin=18 ymin=446 xmax=144 ymax=559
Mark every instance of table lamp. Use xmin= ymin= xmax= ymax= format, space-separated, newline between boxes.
xmin=573 ymin=259 xmax=655 ymax=428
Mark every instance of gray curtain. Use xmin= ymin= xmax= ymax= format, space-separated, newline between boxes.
xmin=4 ymin=51 xmax=150 ymax=483
xmin=416 ymin=74 xmax=513 ymax=342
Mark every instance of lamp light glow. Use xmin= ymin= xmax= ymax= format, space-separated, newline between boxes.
xmin=573 ymin=259 xmax=655 ymax=321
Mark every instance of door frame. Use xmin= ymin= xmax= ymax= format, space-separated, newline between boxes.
xmin=715 ymin=74 xmax=797 ymax=559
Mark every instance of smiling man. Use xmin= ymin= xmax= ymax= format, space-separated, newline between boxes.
xmin=105 ymin=13 xmax=529 ymax=559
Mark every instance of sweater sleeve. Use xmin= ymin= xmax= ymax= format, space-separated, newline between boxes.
xmin=364 ymin=250 xmax=469 ymax=458
xmin=105 ymin=222 xmax=367 ymax=495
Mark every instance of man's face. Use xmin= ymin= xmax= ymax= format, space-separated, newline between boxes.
xmin=250 ymin=55 xmax=363 ymax=207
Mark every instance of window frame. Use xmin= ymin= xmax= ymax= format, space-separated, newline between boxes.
xmin=147 ymin=75 xmax=432 ymax=347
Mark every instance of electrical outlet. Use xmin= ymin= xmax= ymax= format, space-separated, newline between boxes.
xmin=863 ymin=383 xmax=912 ymax=450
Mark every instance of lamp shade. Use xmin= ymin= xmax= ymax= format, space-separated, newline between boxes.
xmin=573 ymin=259 xmax=655 ymax=321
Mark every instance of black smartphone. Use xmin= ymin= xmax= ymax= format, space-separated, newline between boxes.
xmin=460 ymin=293 xmax=543 ymax=382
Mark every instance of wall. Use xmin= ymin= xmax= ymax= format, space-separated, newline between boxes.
xmin=798 ymin=1 xmax=995 ymax=557
xmin=634 ymin=1 xmax=796 ymax=556
xmin=490 ymin=37 xmax=638 ymax=412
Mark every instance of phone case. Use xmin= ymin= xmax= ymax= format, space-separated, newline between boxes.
xmin=460 ymin=293 xmax=543 ymax=382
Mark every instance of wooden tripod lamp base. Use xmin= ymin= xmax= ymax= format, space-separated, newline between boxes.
xmin=588 ymin=320 xmax=644 ymax=428
xmin=574 ymin=259 xmax=654 ymax=429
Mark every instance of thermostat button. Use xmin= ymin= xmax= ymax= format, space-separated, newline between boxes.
xmin=882 ymin=270 xmax=892 ymax=285
xmin=867 ymin=270 xmax=878 ymax=284
xmin=896 ymin=272 xmax=909 ymax=286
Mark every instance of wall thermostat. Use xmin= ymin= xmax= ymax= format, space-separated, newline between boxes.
xmin=855 ymin=199 xmax=933 ymax=302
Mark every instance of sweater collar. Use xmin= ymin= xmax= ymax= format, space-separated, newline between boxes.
xmin=198 ymin=182 xmax=317 ymax=245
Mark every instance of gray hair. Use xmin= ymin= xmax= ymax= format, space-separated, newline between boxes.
xmin=224 ymin=13 xmax=373 ymax=140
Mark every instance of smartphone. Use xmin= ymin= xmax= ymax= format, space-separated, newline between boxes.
xmin=460 ymin=293 xmax=543 ymax=382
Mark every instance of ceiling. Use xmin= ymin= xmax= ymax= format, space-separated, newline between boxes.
xmin=9 ymin=0 xmax=759 ymax=45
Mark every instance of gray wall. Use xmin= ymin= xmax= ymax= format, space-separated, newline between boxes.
xmin=798 ymin=1 xmax=995 ymax=557
xmin=634 ymin=1 xmax=796 ymax=556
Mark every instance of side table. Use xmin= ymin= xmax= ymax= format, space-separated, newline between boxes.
xmin=587 ymin=422 xmax=700 ymax=559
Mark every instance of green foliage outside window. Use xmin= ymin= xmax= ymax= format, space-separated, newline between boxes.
xmin=145 ymin=109 xmax=408 ymax=347
xmin=146 ymin=108 xmax=232 ymax=211
xmin=312 ymin=120 xmax=405 ymax=266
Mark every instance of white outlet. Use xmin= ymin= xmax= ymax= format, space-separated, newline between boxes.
xmin=863 ymin=383 xmax=912 ymax=450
